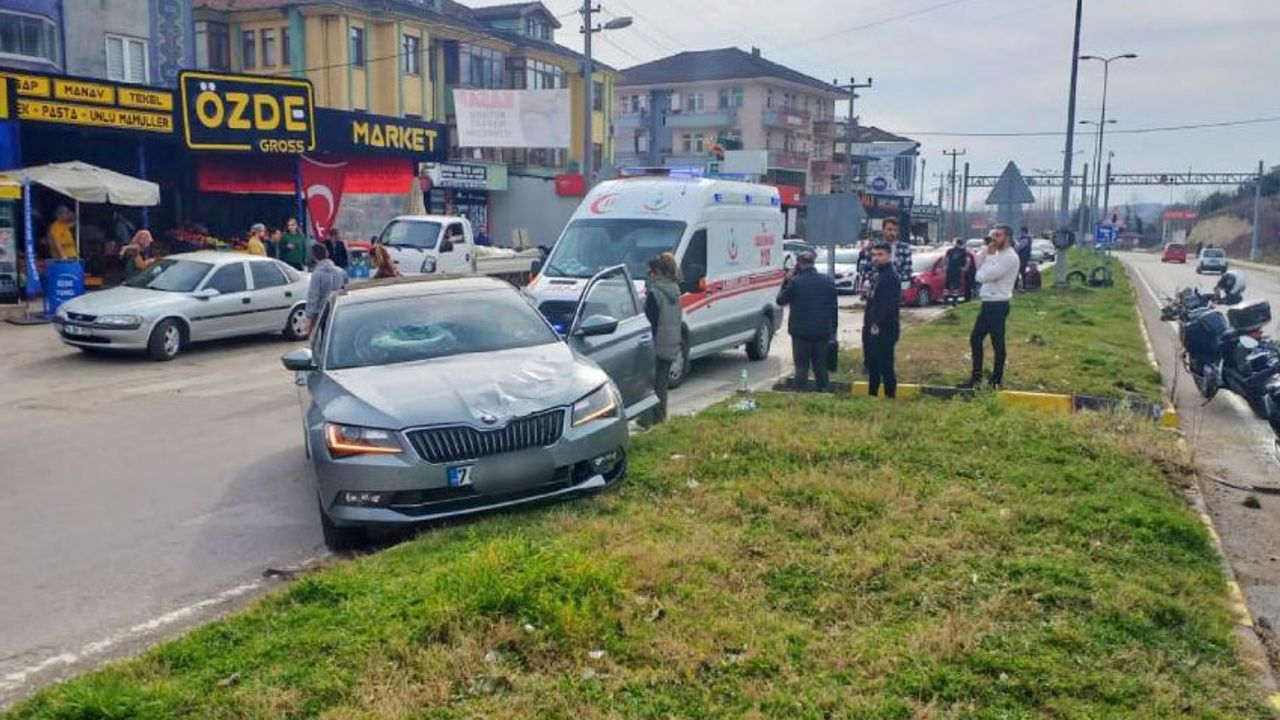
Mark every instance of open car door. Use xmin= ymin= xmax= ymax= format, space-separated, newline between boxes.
xmin=568 ymin=265 xmax=658 ymax=421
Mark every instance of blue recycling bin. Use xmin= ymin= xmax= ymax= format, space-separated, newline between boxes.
xmin=44 ymin=259 xmax=85 ymax=315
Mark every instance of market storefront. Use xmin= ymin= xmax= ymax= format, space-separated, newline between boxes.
xmin=421 ymin=160 xmax=508 ymax=245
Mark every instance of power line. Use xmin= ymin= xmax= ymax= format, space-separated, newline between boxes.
xmin=902 ymin=115 xmax=1280 ymax=138
xmin=814 ymin=0 xmax=978 ymax=41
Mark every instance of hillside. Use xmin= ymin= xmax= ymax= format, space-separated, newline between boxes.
xmin=1188 ymin=195 xmax=1280 ymax=261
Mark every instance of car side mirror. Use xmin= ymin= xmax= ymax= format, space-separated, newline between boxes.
xmin=193 ymin=288 xmax=220 ymax=300
xmin=281 ymin=347 xmax=316 ymax=372
xmin=574 ymin=314 xmax=619 ymax=337
xmin=439 ymin=239 xmax=455 ymax=253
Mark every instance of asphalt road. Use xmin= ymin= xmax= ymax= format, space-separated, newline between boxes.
xmin=0 ymin=296 xmax=868 ymax=704
xmin=1122 ymin=251 xmax=1280 ymax=648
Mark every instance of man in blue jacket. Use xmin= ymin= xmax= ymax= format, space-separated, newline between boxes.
xmin=777 ymin=251 xmax=838 ymax=392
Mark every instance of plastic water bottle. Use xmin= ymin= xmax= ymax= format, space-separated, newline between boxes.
xmin=738 ymin=368 xmax=750 ymax=394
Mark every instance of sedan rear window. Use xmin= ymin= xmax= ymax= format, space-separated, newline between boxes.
xmin=1204 ymin=249 xmax=1225 ymax=258
xmin=326 ymin=289 xmax=559 ymax=370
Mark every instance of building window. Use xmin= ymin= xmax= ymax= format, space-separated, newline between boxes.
xmin=506 ymin=57 xmax=564 ymax=90
xmin=402 ymin=34 xmax=421 ymax=75
xmin=349 ymin=25 xmax=365 ymax=67
xmin=106 ymin=35 xmax=148 ymax=83
xmin=766 ymin=88 xmax=774 ymax=109
xmin=0 ymin=11 xmax=57 ymax=65
xmin=194 ymin=21 xmax=230 ymax=70
xmin=636 ymin=133 xmax=649 ymax=153
xmin=718 ymin=86 xmax=743 ymax=109
xmin=592 ymin=80 xmax=603 ymax=111
xmin=459 ymin=44 xmax=503 ymax=88
xmin=280 ymin=27 xmax=290 ymax=66
xmin=685 ymin=92 xmax=705 ymax=112
xmin=261 ymin=28 xmax=277 ymax=66
xmin=240 ymin=29 xmax=256 ymax=70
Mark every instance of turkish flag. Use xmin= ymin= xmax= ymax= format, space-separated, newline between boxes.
xmin=300 ymin=157 xmax=348 ymax=239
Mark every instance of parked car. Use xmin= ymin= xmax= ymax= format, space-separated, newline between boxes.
xmin=783 ymin=239 xmax=815 ymax=271
xmin=816 ymin=246 xmax=860 ymax=294
xmin=1031 ymin=238 xmax=1057 ymax=264
xmin=53 ymin=252 xmax=309 ymax=361
xmin=965 ymin=238 xmax=987 ymax=253
xmin=1196 ymin=248 xmax=1228 ymax=274
xmin=527 ymin=176 xmax=785 ymax=389
xmin=902 ymin=249 xmax=976 ymax=307
xmin=1161 ymin=242 xmax=1188 ymax=263
xmin=284 ymin=271 xmax=649 ymax=550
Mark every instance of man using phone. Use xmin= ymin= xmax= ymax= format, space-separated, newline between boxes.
xmin=864 ymin=241 xmax=901 ymax=398
xmin=959 ymin=225 xmax=1020 ymax=390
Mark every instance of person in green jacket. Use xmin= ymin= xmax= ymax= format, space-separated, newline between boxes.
xmin=643 ymin=252 xmax=684 ymax=425
xmin=280 ymin=217 xmax=307 ymax=270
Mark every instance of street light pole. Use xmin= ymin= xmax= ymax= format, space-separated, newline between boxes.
xmin=579 ymin=3 xmax=631 ymax=190
xmin=1079 ymin=53 xmax=1137 ymax=228
xmin=1055 ymin=0 xmax=1084 ymax=288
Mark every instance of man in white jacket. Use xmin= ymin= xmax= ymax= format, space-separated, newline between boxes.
xmin=960 ymin=225 xmax=1020 ymax=389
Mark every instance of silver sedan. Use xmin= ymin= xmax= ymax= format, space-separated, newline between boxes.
xmin=53 ymin=251 xmax=310 ymax=360
xmin=282 ymin=272 xmax=649 ymax=550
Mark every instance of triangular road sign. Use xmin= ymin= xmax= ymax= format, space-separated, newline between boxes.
xmin=986 ymin=162 xmax=1036 ymax=205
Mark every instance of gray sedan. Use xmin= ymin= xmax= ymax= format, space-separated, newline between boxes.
xmin=54 ymin=251 xmax=310 ymax=360
xmin=282 ymin=270 xmax=653 ymax=550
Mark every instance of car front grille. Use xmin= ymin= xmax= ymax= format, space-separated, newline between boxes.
xmin=67 ymin=312 xmax=97 ymax=323
xmin=406 ymin=409 xmax=566 ymax=464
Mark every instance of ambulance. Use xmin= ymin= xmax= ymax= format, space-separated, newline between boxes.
xmin=526 ymin=176 xmax=785 ymax=387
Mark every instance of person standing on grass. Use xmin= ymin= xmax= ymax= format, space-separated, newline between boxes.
xmin=1015 ymin=226 xmax=1033 ymax=288
xmin=643 ymin=252 xmax=683 ymax=425
xmin=777 ymin=250 xmax=838 ymax=392
xmin=864 ymin=241 xmax=901 ymax=398
xmin=959 ymin=225 xmax=1020 ymax=390
xmin=944 ymin=237 xmax=969 ymax=307
xmin=881 ymin=217 xmax=913 ymax=293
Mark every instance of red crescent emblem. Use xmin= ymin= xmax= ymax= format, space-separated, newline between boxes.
xmin=589 ymin=194 xmax=618 ymax=214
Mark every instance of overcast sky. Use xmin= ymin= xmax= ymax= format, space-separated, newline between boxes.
xmin=475 ymin=0 xmax=1279 ymax=206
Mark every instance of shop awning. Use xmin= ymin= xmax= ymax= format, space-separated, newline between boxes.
xmin=0 ymin=161 xmax=159 ymax=206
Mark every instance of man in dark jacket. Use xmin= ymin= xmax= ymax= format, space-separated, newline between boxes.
xmin=777 ymin=251 xmax=838 ymax=392
xmin=863 ymin=241 xmax=902 ymax=398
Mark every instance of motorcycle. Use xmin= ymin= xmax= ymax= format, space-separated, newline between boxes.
xmin=1162 ymin=286 xmax=1280 ymax=434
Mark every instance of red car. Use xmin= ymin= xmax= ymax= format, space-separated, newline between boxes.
xmin=1161 ymin=242 xmax=1188 ymax=263
xmin=902 ymin=249 xmax=976 ymax=307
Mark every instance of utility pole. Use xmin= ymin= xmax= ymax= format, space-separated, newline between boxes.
xmin=833 ymin=77 xmax=873 ymax=194
xmin=579 ymin=3 xmax=632 ymax=190
xmin=961 ymin=162 xmax=970 ymax=236
xmin=1077 ymin=162 xmax=1089 ymax=242
xmin=919 ymin=157 xmax=926 ymax=204
xmin=1102 ymin=156 xmax=1113 ymax=222
xmin=943 ymin=149 xmax=966 ymax=240
xmin=1252 ymin=159 xmax=1265 ymax=262
xmin=1055 ymin=0 xmax=1084 ymax=287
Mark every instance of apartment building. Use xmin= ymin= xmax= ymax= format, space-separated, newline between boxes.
xmin=614 ymin=47 xmax=842 ymax=196
xmin=192 ymin=0 xmax=615 ymax=175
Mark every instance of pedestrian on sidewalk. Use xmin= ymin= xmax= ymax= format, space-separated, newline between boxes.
xmin=943 ymin=237 xmax=969 ymax=307
xmin=777 ymin=250 xmax=838 ymax=392
xmin=370 ymin=243 xmax=400 ymax=279
xmin=280 ymin=217 xmax=308 ymax=270
xmin=959 ymin=225 xmax=1020 ymax=390
xmin=245 ymin=223 xmax=268 ymax=256
xmin=643 ymin=252 xmax=683 ymax=425
xmin=864 ymin=241 xmax=901 ymax=398
xmin=323 ymin=229 xmax=349 ymax=269
xmin=119 ymin=229 xmax=155 ymax=281
xmin=305 ymin=243 xmax=348 ymax=333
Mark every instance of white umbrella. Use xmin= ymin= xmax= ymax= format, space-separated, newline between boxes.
xmin=0 ymin=161 xmax=160 ymax=255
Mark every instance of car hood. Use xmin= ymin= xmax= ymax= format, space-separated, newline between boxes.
xmin=315 ymin=341 xmax=608 ymax=429
xmin=60 ymin=286 xmax=184 ymax=316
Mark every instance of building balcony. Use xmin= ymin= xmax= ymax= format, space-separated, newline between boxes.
xmin=810 ymin=160 xmax=843 ymax=176
xmin=812 ymin=119 xmax=838 ymax=137
xmin=665 ymin=109 xmax=738 ymax=129
xmin=762 ymin=108 xmax=811 ymax=128
xmin=767 ymin=150 xmax=810 ymax=171
xmin=614 ymin=112 xmax=647 ymax=131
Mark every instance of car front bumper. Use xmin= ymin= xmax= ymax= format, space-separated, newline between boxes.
xmin=52 ymin=317 xmax=154 ymax=351
xmin=313 ymin=411 xmax=630 ymax=527
xmin=1198 ymin=262 xmax=1227 ymax=272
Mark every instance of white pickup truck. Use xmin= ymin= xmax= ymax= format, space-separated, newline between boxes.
xmin=376 ymin=215 xmax=542 ymax=284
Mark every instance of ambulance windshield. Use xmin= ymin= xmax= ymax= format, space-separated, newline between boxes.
xmin=543 ymin=219 xmax=687 ymax=279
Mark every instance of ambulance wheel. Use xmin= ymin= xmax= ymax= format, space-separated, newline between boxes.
xmin=668 ymin=339 xmax=690 ymax=389
xmin=746 ymin=315 xmax=773 ymax=361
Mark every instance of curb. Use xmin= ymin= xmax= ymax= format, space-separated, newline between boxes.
xmin=845 ymin=380 xmax=1178 ymax=425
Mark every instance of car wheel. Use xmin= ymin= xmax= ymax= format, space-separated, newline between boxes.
xmin=283 ymin=305 xmax=308 ymax=341
xmin=915 ymin=286 xmax=931 ymax=308
xmin=319 ymin=502 xmax=367 ymax=552
xmin=146 ymin=319 xmax=184 ymax=361
xmin=668 ymin=338 xmax=690 ymax=389
xmin=746 ymin=315 xmax=773 ymax=361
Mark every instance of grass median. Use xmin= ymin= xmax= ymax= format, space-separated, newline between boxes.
xmin=848 ymin=251 xmax=1164 ymax=401
xmin=8 ymin=394 xmax=1268 ymax=718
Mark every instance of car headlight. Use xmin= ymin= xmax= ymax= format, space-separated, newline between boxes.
xmin=421 ymin=256 xmax=437 ymax=274
xmin=96 ymin=315 xmax=143 ymax=329
xmin=325 ymin=423 xmax=403 ymax=458
xmin=572 ymin=384 xmax=619 ymax=427
xmin=55 ymin=306 xmax=69 ymax=320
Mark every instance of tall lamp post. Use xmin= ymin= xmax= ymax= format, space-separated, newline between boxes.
xmin=1079 ymin=53 xmax=1137 ymax=228
xmin=580 ymin=3 xmax=632 ymax=189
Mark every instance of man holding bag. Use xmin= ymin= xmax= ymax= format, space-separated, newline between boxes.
xmin=778 ymin=251 xmax=838 ymax=392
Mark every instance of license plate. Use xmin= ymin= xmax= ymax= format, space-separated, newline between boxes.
xmin=447 ymin=465 xmax=473 ymax=488
xmin=63 ymin=324 xmax=90 ymax=337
